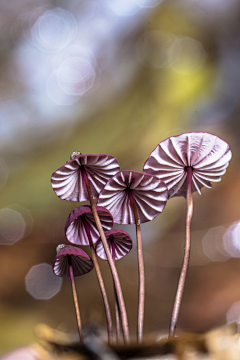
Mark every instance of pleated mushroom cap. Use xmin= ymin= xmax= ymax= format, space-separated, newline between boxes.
xmin=95 ymin=230 xmax=132 ymax=261
xmin=98 ymin=170 xmax=168 ymax=224
xmin=65 ymin=205 xmax=113 ymax=246
xmin=143 ymin=132 xmax=232 ymax=199
xmin=51 ymin=153 xmax=120 ymax=202
xmin=52 ymin=245 xmax=94 ymax=277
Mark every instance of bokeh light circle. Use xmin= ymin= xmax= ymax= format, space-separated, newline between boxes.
xmin=169 ymin=36 xmax=206 ymax=74
xmin=25 ymin=263 xmax=62 ymax=300
xmin=223 ymin=222 xmax=240 ymax=258
xmin=57 ymin=57 xmax=96 ymax=96
xmin=31 ymin=8 xmax=77 ymax=53
xmin=202 ymin=226 xmax=229 ymax=262
xmin=0 ymin=208 xmax=26 ymax=245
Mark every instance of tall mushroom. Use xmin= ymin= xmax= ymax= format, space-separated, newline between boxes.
xmin=143 ymin=132 xmax=232 ymax=337
xmin=98 ymin=170 xmax=168 ymax=342
xmin=52 ymin=244 xmax=94 ymax=342
xmin=95 ymin=229 xmax=132 ymax=343
xmin=51 ymin=152 xmax=130 ymax=343
xmin=65 ymin=205 xmax=114 ymax=344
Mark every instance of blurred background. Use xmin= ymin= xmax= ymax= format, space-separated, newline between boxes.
xmin=1 ymin=0 xmax=240 ymax=355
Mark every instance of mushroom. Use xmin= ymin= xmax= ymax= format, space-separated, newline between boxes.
xmin=98 ymin=170 xmax=168 ymax=342
xmin=65 ymin=205 xmax=113 ymax=246
xmin=51 ymin=152 xmax=120 ymax=203
xmin=65 ymin=205 xmax=114 ymax=344
xmin=95 ymin=229 xmax=132 ymax=343
xmin=52 ymin=244 xmax=94 ymax=342
xmin=143 ymin=132 xmax=232 ymax=337
xmin=51 ymin=152 xmax=130 ymax=343
xmin=95 ymin=229 xmax=132 ymax=262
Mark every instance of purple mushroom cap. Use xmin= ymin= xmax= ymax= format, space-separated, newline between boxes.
xmin=143 ymin=132 xmax=232 ymax=199
xmin=97 ymin=170 xmax=168 ymax=224
xmin=53 ymin=245 xmax=94 ymax=277
xmin=95 ymin=230 xmax=132 ymax=261
xmin=65 ymin=205 xmax=113 ymax=246
xmin=51 ymin=154 xmax=120 ymax=202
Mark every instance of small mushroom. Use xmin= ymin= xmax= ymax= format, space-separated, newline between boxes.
xmin=95 ymin=229 xmax=132 ymax=262
xmin=95 ymin=230 xmax=132 ymax=343
xmin=98 ymin=170 xmax=168 ymax=343
xmin=65 ymin=205 xmax=114 ymax=344
xmin=143 ymin=132 xmax=232 ymax=337
xmin=53 ymin=244 xmax=94 ymax=342
xmin=65 ymin=205 xmax=113 ymax=246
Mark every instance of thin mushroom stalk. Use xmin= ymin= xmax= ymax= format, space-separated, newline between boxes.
xmin=83 ymin=220 xmax=113 ymax=344
xmin=169 ymin=167 xmax=193 ymax=338
xmin=114 ymin=283 xmax=121 ymax=343
xmin=111 ymin=242 xmax=122 ymax=343
xmin=128 ymin=190 xmax=145 ymax=344
xmin=81 ymin=167 xmax=130 ymax=344
xmin=68 ymin=255 xmax=83 ymax=342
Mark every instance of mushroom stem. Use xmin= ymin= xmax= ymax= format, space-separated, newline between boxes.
xmin=114 ymin=286 xmax=121 ymax=343
xmin=112 ymin=243 xmax=122 ymax=344
xmin=84 ymin=221 xmax=113 ymax=344
xmin=128 ymin=191 xmax=145 ymax=344
xmin=68 ymin=255 xmax=83 ymax=342
xmin=169 ymin=166 xmax=193 ymax=337
xmin=81 ymin=168 xmax=130 ymax=344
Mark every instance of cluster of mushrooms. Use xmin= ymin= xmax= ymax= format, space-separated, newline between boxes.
xmin=51 ymin=132 xmax=232 ymax=345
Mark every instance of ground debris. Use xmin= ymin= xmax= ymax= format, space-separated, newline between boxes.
xmin=6 ymin=322 xmax=238 ymax=360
